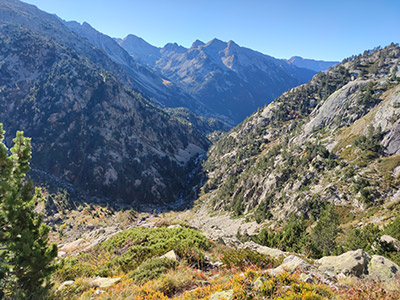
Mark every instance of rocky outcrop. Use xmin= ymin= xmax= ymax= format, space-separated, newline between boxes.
xmin=380 ymin=235 xmax=400 ymax=251
xmin=200 ymin=43 xmax=400 ymax=220
xmin=316 ymin=249 xmax=400 ymax=287
xmin=240 ymin=241 xmax=287 ymax=258
xmin=269 ymin=255 xmax=313 ymax=275
xmin=317 ymin=249 xmax=370 ymax=277
xmin=160 ymin=250 xmax=181 ymax=262
xmin=91 ymin=277 xmax=121 ymax=288
xmin=368 ymin=255 xmax=400 ymax=284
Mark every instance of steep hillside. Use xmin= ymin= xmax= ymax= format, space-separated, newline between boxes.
xmin=0 ymin=0 xmax=227 ymax=130
xmin=119 ymin=36 xmax=316 ymax=124
xmin=0 ymin=24 xmax=209 ymax=207
xmin=64 ymin=21 xmax=225 ymax=123
xmin=201 ymin=44 xmax=400 ymax=222
xmin=287 ymin=56 xmax=339 ymax=72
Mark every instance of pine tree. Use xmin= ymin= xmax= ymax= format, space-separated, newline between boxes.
xmin=310 ymin=205 xmax=339 ymax=257
xmin=0 ymin=124 xmax=57 ymax=299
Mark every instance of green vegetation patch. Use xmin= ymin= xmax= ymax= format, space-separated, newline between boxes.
xmin=128 ymin=257 xmax=177 ymax=283
xmin=56 ymin=227 xmax=211 ymax=280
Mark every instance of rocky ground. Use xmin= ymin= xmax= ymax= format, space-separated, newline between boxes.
xmin=52 ymin=207 xmax=400 ymax=299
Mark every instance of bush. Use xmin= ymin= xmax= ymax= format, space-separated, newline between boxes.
xmin=252 ymin=213 xmax=308 ymax=253
xmin=384 ymin=217 xmax=400 ymax=240
xmin=56 ymin=227 xmax=211 ymax=280
xmin=221 ymin=248 xmax=280 ymax=270
xmin=128 ymin=257 xmax=177 ymax=283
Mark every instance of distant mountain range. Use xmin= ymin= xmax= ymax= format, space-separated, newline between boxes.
xmin=116 ymin=35 xmax=318 ymax=123
xmin=0 ymin=0 xmax=341 ymax=206
xmin=287 ymin=56 xmax=339 ymax=72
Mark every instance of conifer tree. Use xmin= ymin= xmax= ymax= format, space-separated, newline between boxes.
xmin=0 ymin=124 xmax=57 ymax=299
xmin=310 ymin=205 xmax=339 ymax=257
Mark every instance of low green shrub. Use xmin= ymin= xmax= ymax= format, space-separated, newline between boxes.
xmin=56 ymin=227 xmax=211 ymax=280
xmin=221 ymin=248 xmax=280 ymax=270
xmin=128 ymin=257 xmax=177 ymax=283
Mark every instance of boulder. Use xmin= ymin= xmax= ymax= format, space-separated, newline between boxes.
xmin=57 ymin=280 xmax=74 ymax=291
xmin=278 ymin=255 xmax=314 ymax=273
xmin=253 ymin=276 xmax=267 ymax=289
xmin=209 ymin=289 xmax=234 ymax=300
xmin=268 ymin=255 xmax=313 ymax=276
xmin=91 ymin=277 xmax=121 ymax=288
xmin=57 ymin=251 xmax=67 ymax=258
xmin=240 ymin=241 xmax=287 ymax=258
xmin=380 ymin=235 xmax=400 ymax=251
xmin=160 ymin=250 xmax=181 ymax=261
xmin=367 ymin=255 xmax=400 ymax=284
xmin=59 ymin=238 xmax=89 ymax=253
xmin=317 ymin=249 xmax=370 ymax=277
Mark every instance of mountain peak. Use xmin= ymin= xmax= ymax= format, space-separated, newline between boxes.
xmin=287 ymin=56 xmax=339 ymax=72
xmin=162 ymin=42 xmax=187 ymax=53
xmin=205 ymin=38 xmax=227 ymax=50
xmin=227 ymin=40 xmax=239 ymax=49
xmin=123 ymin=34 xmax=144 ymax=42
xmin=191 ymin=39 xmax=205 ymax=49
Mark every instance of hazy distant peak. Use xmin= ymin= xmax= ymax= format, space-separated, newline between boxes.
xmin=227 ymin=40 xmax=239 ymax=49
xmin=205 ymin=38 xmax=227 ymax=50
xmin=288 ymin=55 xmax=302 ymax=61
xmin=162 ymin=42 xmax=187 ymax=53
xmin=123 ymin=34 xmax=146 ymax=43
xmin=81 ymin=21 xmax=93 ymax=28
xmin=191 ymin=39 xmax=205 ymax=48
xmin=288 ymin=56 xmax=339 ymax=72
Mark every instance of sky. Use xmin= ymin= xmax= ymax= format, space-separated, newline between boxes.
xmin=22 ymin=0 xmax=400 ymax=61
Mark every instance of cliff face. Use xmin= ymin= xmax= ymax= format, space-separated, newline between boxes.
xmin=202 ymin=44 xmax=400 ymax=220
xmin=0 ymin=25 xmax=209 ymax=207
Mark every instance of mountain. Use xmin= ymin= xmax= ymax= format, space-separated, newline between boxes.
xmin=115 ymin=34 xmax=162 ymax=66
xmin=288 ymin=56 xmax=339 ymax=72
xmin=0 ymin=0 xmax=228 ymax=131
xmin=201 ymin=44 xmax=400 ymax=221
xmin=118 ymin=35 xmax=316 ymax=124
xmin=0 ymin=24 xmax=210 ymax=207
xmin=64 ymin=21 xmax=221 ymax=120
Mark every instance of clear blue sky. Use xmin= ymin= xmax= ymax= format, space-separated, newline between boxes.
xmin=22 ymin=0 xmax=400 ymax=61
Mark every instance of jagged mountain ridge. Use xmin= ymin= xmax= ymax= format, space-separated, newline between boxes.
xmin=118 ymin=35 xmax=317 ymax=123
xmin=0 ymin=24 xmax=209 ymax=207
xmin=64 ymin=21 xmax=227 ymax=123
xmin=287 ymin=56 xmax=339 ymax=72
xmin=0 ymin=0 xmax=229 ymax=130
xmin=201 ymin=44 xmax=400 ymax=220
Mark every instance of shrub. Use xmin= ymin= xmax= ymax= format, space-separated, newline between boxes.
xmin=221 ymin=248 xmax=280 ymax=270
xmin=56 ymin=227 xmax=211 ymax=280
xmin=128 ymin=257 xmax=177 ymax=283
xmin=384 ymin=216 xmax=400 ymax=240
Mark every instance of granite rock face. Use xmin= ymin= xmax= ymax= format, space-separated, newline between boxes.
xmin=201 ymin=43 xmax=400 ymax=220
